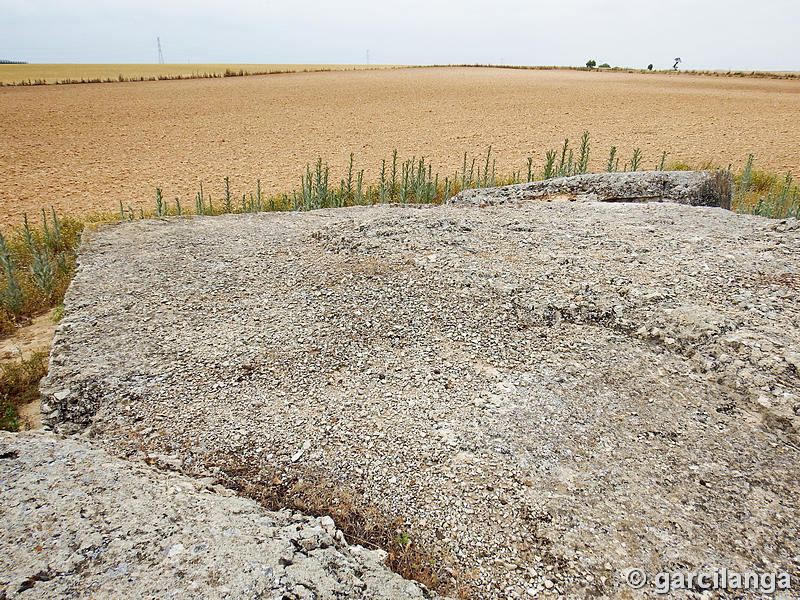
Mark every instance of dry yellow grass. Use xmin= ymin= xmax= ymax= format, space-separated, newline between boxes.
xmin=0 ymin=63 xmax=399 ymax=85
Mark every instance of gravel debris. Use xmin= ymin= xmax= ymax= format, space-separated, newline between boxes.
xmin=39 ymin=199 xmax=800 ymax=599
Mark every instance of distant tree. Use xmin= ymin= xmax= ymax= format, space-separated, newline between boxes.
xmin=599 ymin=63 xmax=610 ymax=68
xmin=586 ymin=59 xmax=596 ymax=68
xmin=647 ymin=63 xmax=654 ymax=71
xmin=673 ymin=57 xmax=682 ymax=70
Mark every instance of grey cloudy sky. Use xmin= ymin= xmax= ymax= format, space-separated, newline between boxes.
xmin=2 ymin=0 xmax=798 ymax=71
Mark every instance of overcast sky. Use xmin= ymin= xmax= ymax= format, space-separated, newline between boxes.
xmin=2 ymin=0 xmax=798 ymax=71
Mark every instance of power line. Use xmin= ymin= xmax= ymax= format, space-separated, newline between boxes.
xmin=157 ymin=37 xmax=164 ymax=64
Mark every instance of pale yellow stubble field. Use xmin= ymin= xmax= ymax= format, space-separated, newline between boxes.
xmin=0 ymin=63 xmax=400 ymax=85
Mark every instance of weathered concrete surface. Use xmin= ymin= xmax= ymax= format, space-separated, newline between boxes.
xmin=452 ymin=170 xmax=733 ymax=209
xmin=0 ymin=430 xmax=437 ymax=600
xmin=38 ymin=200 xmax=799 ymax=599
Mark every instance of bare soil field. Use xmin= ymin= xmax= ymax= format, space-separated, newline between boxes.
xmin=1 ymin=66 xmax=800 ymax=228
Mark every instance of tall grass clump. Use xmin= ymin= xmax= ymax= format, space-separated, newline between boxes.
xmin=0 ymin=233 xmax=24 ymax=320
xmin=747 ymin=170 xmax=799 ymax=218
xmin=732 ymin=154 xmax=800 ymax=218
xmin=297 ymin=158 xmax=332 ymax=210
xmin=0 ymin=209 xmax=81 ymax=327
xmin=627 ymin=148 xmax=642 ymax=171
xmin=540 ymin=132 xmax=591 ymax=179
xmin=155 ymin=187 xmax=165 ymax=216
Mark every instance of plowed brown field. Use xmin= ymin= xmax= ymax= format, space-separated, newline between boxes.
xmin=2 ymin=66 xmax=799 ymax=228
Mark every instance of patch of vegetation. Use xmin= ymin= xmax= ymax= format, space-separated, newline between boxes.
xmin=0 ymin=208 xmax=82 ymax=325
xmin=0 ymin=351 xmax=48 ymax=431
xmin=541 ymin=131 xmax=592 ymax=179
xmin=1 ymin=394 xmax=19 ymax=432
xmin=666 ymin=159 xmax=693 ymax=171
xmin=51 ymin=303 xmax=64 ymax=323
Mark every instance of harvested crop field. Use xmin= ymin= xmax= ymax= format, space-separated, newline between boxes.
xmin=2 ymin=66 xmax=800 ymax=228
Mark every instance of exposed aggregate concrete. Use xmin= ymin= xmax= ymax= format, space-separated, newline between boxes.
xmin=34 ymin=199 xmax=800 ymax=598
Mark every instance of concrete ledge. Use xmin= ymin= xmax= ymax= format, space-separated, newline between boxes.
xmin=451 ymin=170 xmax=733 ymax=209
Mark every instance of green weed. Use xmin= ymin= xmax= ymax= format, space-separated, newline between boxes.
xmin=0 ymin=351 xmax=48 ymax=431
xmin=628 ymin=148 xmax=642 ymax=171
xmin=0 ymin=209 xmax=80 ymax=323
